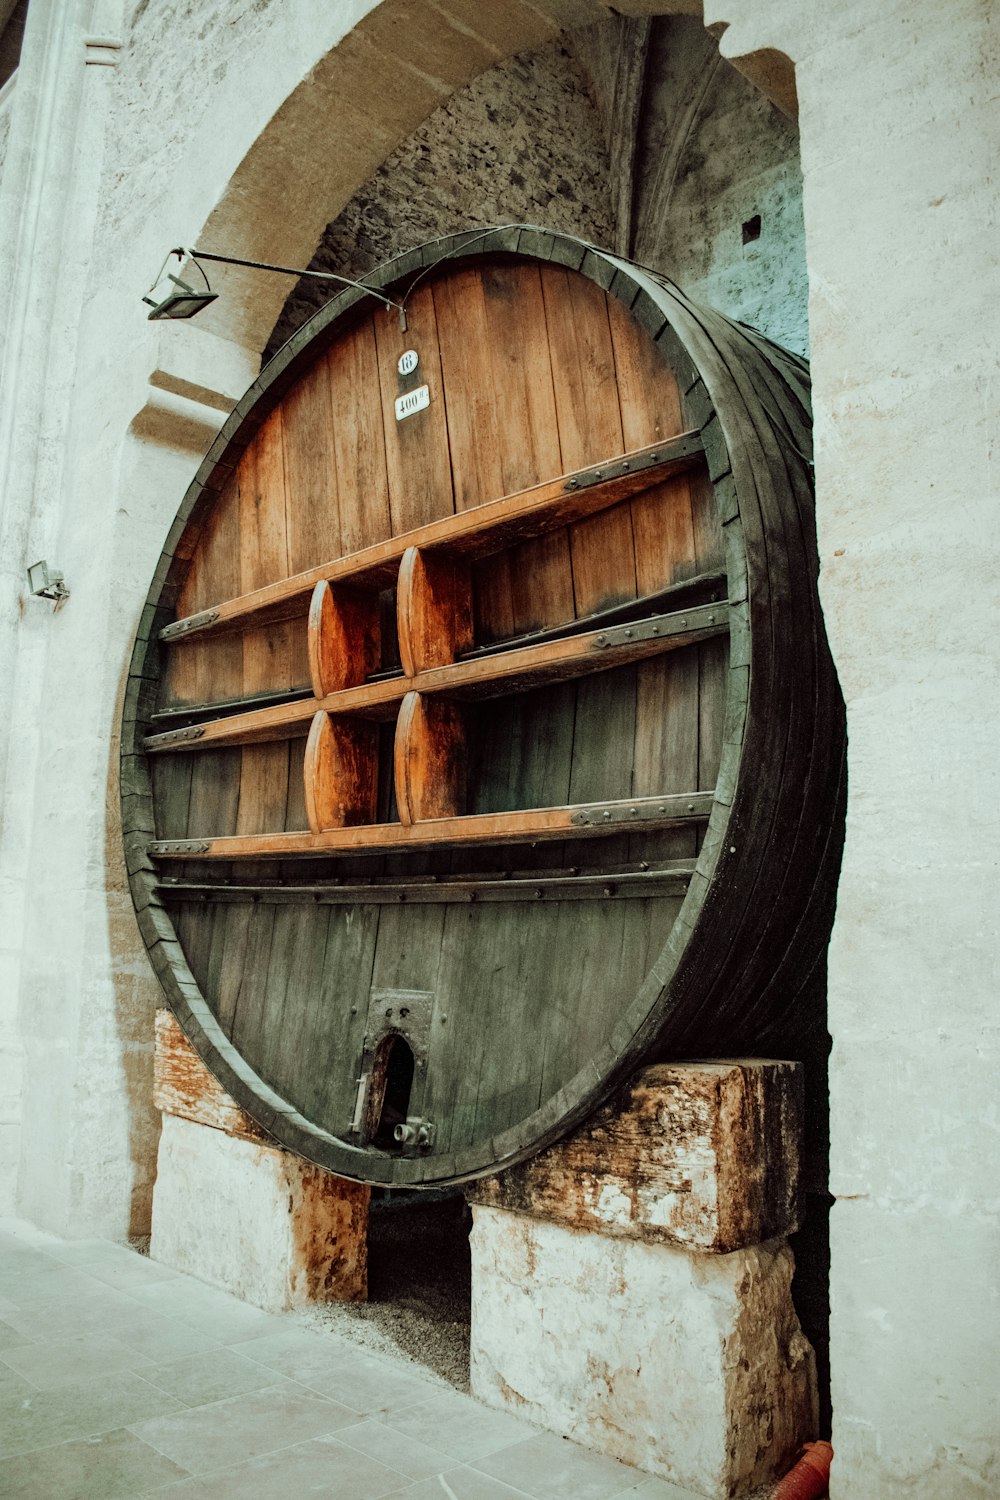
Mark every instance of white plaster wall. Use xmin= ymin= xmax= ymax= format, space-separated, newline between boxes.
xmin=0 ymin=0 xmax=266 ymax=1232
xmin=0 ymin=0 xmax=132 ymax=1226
xmin=704 ymin=0 xmax=1000 ymax=1492
xmin=809 ymin=9 xmax=1000 ymax=1491
xmin=0 ymin=74 xmax=14 ymax=182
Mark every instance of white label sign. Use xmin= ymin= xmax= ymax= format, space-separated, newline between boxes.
xmin=397 ymin=349 xmax=419 ymax=375
xmin=395 ymin=384 xmax=430 ymax=422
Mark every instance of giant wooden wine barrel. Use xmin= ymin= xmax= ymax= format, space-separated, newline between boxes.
xmin=123 ymin=227 xmax=844 ymax=1186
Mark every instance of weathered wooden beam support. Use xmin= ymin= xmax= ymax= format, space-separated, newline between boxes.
xmin=146 ymin=790 xmax=714 ymax=860
xmin=155 ymin=861 xmax=697 ymax=905
xmin=459 ymin=567 xmax=727 ymax=659
xmin=158 ymin=432 xmax=705 ymax=644
xmin=144 ymin=599 xmax=727 ymax=752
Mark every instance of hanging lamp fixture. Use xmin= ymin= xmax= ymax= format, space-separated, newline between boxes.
xmin=142 ymin=247 xmax=406 ymax=325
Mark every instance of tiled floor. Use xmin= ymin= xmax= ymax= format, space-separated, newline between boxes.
xmin=0 ymin=1218 xmax=695 ymax=1500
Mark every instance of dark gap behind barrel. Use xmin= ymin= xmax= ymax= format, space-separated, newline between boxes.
xmin=300 ymin=1191 xmax=472 ymax=1392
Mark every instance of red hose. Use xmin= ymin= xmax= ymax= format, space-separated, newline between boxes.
xmin=772 ymin=1441 xmax=833 ymax=1500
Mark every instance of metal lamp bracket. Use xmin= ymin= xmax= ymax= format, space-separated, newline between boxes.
xmin=26 ymin=561 xmax=69 ymax=602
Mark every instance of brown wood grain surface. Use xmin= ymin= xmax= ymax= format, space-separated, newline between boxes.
xmin=484 ymin=262 xmax=569 ymax=639
xmin=151 ymin=790 xmax=715 ymax=860
xmin=542 ymin=264 xmax=633 ymax=617
xmin=307 ymin=580 xmax=380 ymax=697
xmin=394 ymin=692 xmax=468 ymax=825
xmin=396 ymin=547 xmax=473 ymax=677
xmin=304 ymin=711 xmax=379 ymax=833
xmin=158 ymin=433 xmax=704 ymax=643
xmin=128 ymin=242 xmax=842 ymax=1192
xmin=147 ymin=602 xmax=728 ymax=751
xmin=373 ymin=285 xmax=453 ymax=535
xmin=162 ymin=471 xmax=244 ymax=708
xmin=281 ymin=351 xmax=340 ymax=575
xmin=328 ymin=315 xmax=392 ymax=555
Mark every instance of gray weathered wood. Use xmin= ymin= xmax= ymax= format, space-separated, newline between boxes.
xmin=120 ymin=227 xmax=844 ymax=1188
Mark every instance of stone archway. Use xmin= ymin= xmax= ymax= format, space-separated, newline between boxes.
xmin=164 ymin=0 xmax=796 ymax=355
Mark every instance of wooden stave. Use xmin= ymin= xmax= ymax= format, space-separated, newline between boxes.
xmin=600 ymin=257 xmax=842 ymax=1059
xmin=646 ymin=276 xmax=843 ymax=1058
xmin=121 ymin=226 xmax=845 ymax=1185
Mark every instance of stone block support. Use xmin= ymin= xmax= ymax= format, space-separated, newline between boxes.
xmin=470 ymin=1060 xmax=804 ymax=1251
xmin=468 ymin=1062 xmax=816 ymax=1499
xmin=150 ymin=1011 xmax=368 ymax=1312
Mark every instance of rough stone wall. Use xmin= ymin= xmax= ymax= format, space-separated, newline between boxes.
xmin=637 ymin=18 xmax=807 ymax=354
xmin=265 ymin=18 xmax=807 ymax=362
xmin=573 ymin=15 xmax=808 ymax=356
xmin=264 ymin=37 xmax=615 ymax=358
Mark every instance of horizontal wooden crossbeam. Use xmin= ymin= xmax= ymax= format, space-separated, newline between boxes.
xmin=155 ymin=862 xmax=697 ymax=904
xmin=144 ymin=600 xmax=728 ymax=752
xmin=147 ymin=791 xmax=715 ymax=861
xmin=158 ymin=432 xmax=705 ymax=643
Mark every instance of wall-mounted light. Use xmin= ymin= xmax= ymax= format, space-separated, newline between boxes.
xmin=142 ymin=247 xmax=407 ymax=327
xmin=143 ymin=273 xmax=218 ymax=321
xmin=27 ymin=561 xmax=70 ymax=601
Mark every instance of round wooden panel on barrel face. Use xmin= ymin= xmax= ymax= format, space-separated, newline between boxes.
xmin=130 ymin=231 xmax=841 ymax=1186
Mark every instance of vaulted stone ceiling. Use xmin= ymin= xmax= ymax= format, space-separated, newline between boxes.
xmin=265 ymin=15 xmax=806 ymax=364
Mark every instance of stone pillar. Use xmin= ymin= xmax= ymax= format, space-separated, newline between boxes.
xmin=150 ymin=1010 xmax=369 ymax=1312
xmin=699 ymin=4 xmax=1000 ymax=1493
xmin=467 ymin=1061 xmax=816 ymax=1500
